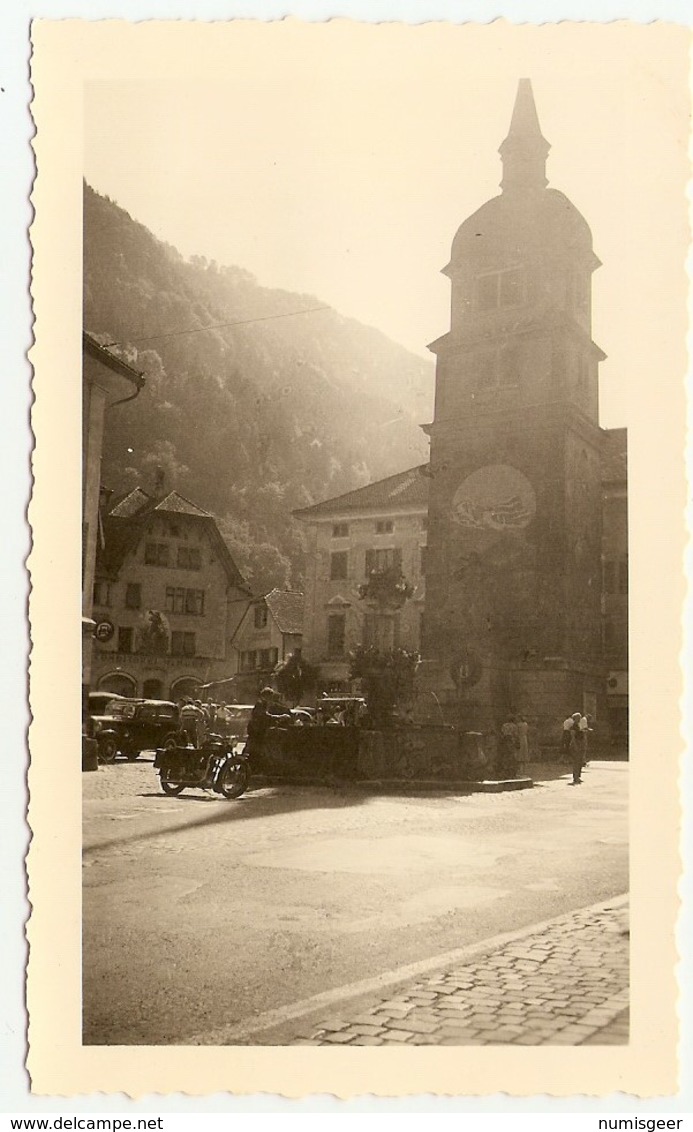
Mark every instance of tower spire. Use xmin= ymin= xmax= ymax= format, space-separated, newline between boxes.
xmin=499 ymin=78 xmax=550 ymax=192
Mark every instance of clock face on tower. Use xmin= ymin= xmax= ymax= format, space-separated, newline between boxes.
xmin=452 ymin=464 xmax=536 ymax=531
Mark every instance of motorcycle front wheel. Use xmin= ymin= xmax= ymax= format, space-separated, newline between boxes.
xmin=218 ymin=759 xmax=249 ymax=800
xmin=160 ymin=769 xmax=186 ymax=796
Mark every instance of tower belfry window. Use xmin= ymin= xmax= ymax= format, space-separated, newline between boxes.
xmin=474 ymin=343 xmax=521 ymax=391
xmin=476 ymin=268 xmax=525 ymax=311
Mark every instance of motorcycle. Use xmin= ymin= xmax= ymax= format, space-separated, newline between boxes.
xmin=153 ymin=735 xmax=250 ymax=799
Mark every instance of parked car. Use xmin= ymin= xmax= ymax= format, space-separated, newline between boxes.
xmin=315 ymin=696 xmax=367 ymax=726
xmin=93 ymin=698 xmax=185 ymax=763
xmin=290 ymin=707 xmax=316 ymax=726
xmin=220 ymin=704 xmax=255 ymax=742
xmin=88 ymin=691 xmax=127 ymax=720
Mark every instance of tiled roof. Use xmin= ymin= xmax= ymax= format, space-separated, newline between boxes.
xmin=264 ymin=589 xmax=304 ymax=635
xmin=108 ymin=489 xmax=211 ymax=521
xmin=109 ymin=488 xmax=152 ymax=518
xmin=601 ymin=427 xmax=627 ymax=483
xmin=293 ymin=464 xmax=430 ymax=519
xmin=97 ymin=485 xmax=249 ymax=593
xmin=150 ymin=491 xmax=212 ymax=518
xmin=294 ymin=433 xmax=625 ymax=524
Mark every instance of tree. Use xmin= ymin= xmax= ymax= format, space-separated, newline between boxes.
xmin=273 ymin=651 xmax=318 ymax=707
xmin=218 ymin=515 xmax=292 ymax=596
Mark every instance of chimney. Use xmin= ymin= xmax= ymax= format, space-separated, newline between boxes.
xmin=153 ymin=465 xmax=166 ymax=499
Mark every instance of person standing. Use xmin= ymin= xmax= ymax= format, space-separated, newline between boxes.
xmin=243 ymin=687 xmax=291 ymax=761
xmin=498 ymin=715 xmax=520 ymax=775
xmin=580 ymin=713 xmax=593 ymax=766
xmin=180 ymin=698 xmax=201 ymax=748
xmin=570 ymin=711 xmax=585 ymax=784
xmin=562 ymin=713 xmax=576 ymax=754
xmin=517 ymin=715 xmax=529 ymax=766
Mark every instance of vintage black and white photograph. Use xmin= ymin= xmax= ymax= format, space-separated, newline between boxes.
xmin=25 ymin=16 xmax=687 ymax=1098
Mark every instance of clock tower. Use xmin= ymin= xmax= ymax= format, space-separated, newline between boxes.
xmin=423 ymin=80 xmax=606 ymax=740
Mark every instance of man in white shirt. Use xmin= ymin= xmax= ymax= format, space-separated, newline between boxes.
xmin=562 ymin=714 xmax=575 ymax=753
xmin=578 ymin=713 xmax=592 ymax=765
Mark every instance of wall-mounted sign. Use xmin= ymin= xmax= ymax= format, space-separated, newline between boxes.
xmin=94 ymin=619 xmax=115 ymax=643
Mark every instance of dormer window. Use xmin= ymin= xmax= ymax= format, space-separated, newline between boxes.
xmin=476 ymin=268 xmax=525 ymax=311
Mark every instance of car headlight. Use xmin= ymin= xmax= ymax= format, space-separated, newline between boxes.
xmin=93 ymin=721 xmax=102 ymax=734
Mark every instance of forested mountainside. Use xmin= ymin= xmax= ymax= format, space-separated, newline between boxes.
xmin=84 ymin=183 xmax=433 ymax=594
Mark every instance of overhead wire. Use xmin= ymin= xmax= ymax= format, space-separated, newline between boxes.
xmin=102 ymin=305 xmax=331 ymax=348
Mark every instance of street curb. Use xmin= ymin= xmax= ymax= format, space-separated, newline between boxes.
xmin=186 ymin=892 xmax=629 ymax=1046
xmin=252 ymin=775 xmax=534 ymax=794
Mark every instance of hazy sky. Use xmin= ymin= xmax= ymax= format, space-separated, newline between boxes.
xmin=83 ymin=21 xmax=690 ymax=430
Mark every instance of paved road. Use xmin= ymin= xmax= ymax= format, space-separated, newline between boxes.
xmin=82 ymin=759 xmax=627 ymax=1045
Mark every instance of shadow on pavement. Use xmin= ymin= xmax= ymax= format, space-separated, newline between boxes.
xmin=84 ymin=784 xmax=371 ymax=855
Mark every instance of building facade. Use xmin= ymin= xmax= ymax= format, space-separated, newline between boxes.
xmin=82 ymin=331 xmax=144 ymax=696
xmin=295 ymin=82 xmax=628 ymax=745
xmin=91 ymin=486 xmax=250 ymax=700
xmin=601 ymin=427 xmax=628 ymax=745
xmin=422 ymin=79 xmax=610 ymax=741
xmin=294 ymin=467 xmax=429 ymax=690
xmin=229 ymin=587 xmax=304 ymax=701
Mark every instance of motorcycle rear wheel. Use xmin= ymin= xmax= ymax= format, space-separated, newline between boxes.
xmin=218 ymin=759 xmax=249 ymax=800
xmin=160 ymin=770 xmax=186 ymax=796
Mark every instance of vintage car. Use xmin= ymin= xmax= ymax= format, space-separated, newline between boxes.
xmin=93 ymin=698 xmax=185 ymax=763
xmin=289 ymin=707 xmax=317 ymax=726
xmin=220 ymin=704 xmax=255 ymax=742
xmin=88 ymin=691 xmax=127 ymax=720
xmin=315 ymin=696 xmax=367 ymax=726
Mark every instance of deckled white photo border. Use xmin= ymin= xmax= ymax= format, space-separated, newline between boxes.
xmin=5 ymin=3 xmax=690 ymax=1113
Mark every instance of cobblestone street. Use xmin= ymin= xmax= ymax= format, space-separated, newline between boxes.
xmin=246 ymin=897 xmax=629 ymax=1046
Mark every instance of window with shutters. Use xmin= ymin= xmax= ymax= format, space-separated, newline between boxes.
xmin=171 ymin=631 xmax=196 ymax=657
xmin=327 ymin=614 xmax=346 ymax=657
xmin=165 ymin=587 xmax=205 ymax=615
xmin=125 ymin=583 xmax=142 ymax=610
xmin=145 ymin=542 xmax=170 ymax=566
xmin=93 ymin=580 xmax=112 ymax=607
xmin=330 ymin=551 xmax=348 ymax=580
xmin=375 ymin=519 xmax=394 ymax=534
xmin=254 ymin=604 xmax=269 ymax=629
xmin=365 ymin=547 xmax=402 ymax=577
xmin=177 ymin=545 xmax=202 ymax=570
xmin=117 ymin=627 xmax=133 ymax=654
xmin=184 ymin=589 xmax=205 ymax=615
